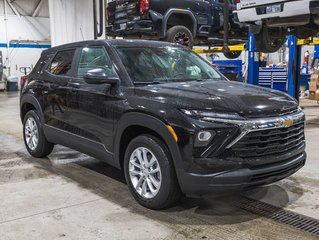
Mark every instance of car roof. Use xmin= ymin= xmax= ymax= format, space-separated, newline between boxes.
xmin=106 ymin=39 xmax=182 ymax=48
xmin=42 ymin=39 xmax=184 ymax=56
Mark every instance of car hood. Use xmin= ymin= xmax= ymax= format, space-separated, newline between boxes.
xmin=133 ymin=80 xmax=298 ymax=118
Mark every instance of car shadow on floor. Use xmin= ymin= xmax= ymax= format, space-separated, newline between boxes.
xmin=17 ymin=145 xmax=305 ymax=226
xmin=306 ymin=118 xmax=319 ymax=128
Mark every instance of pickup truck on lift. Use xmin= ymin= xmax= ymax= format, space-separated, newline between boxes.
xmin=106 ymin=0 xmax=248 ymax=59
xmin=234 ymin=0 xmax=319 ymax=53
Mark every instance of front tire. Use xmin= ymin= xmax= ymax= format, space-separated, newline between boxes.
xmin=166 ymin=25 xmax=194 ymax=49
xmin=124 ymin=135 xmax=181 ymax=209
xmin=23 ymin=110 xmax=54 ymax=158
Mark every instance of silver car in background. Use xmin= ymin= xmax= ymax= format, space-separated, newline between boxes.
xmin=234 ymin=0 xmax=319 ymax=52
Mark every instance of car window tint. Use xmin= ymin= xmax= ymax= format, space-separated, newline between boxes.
xmin=77 ymin=47 xmax=116 ymax=77
xmin=116 ymin=47 xmax=222 ymax=84
xmin=35 ymin=54 xmax=54 ymax=74
xmin=49 ymin=49 xmax=75 ymax=76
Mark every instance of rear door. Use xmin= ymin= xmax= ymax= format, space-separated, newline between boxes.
xmin=210 ymin=0 xmax=224 ymax=30
xmin=66 ymin=45 xmax=119 ymax=161
xmin=209 ymin=0 xmax=236 ymax=30
xmin=43 ymin=48 xmax=76 ymax=131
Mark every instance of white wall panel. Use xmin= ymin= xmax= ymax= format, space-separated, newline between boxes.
xmin=0 ymin=16 xmax=50 ymax=42
xmin=0 ymin=16 xmax=50 ymax=79
xmin=48 ymin=0 xmax=94 ymax=46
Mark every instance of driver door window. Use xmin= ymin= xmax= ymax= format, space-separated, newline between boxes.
xmin=77 ymin=47 xmax=116 ymax=78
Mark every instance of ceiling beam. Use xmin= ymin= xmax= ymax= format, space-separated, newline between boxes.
xmin=11 ymin=1 xmax=29 ymax=16
xmin=6 ymin=0 xmax=20 ymax=17
xmin=32 ymin=0 xmax=44 ymax=17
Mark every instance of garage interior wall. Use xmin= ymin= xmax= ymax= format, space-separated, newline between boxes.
xmin=0 ymin=0 xmax=50 ymax=79
xmin=48 ymin=0 xmax=94 ymax=47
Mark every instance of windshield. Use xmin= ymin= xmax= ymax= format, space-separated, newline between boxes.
xmin=116 ymin=46 xmax=224 ymax=84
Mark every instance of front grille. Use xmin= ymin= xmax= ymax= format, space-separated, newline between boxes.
xmin=231 ymin=122 xmax=305 ymax=158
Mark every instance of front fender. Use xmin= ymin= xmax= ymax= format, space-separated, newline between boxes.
xmin=113 ymin=111 xmax=184 ymax=176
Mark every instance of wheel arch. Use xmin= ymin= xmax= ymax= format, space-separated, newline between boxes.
xmin=114 ymin=112 xmax=183 ymax=173
xmin=20 ymin=94 xmax=44 ymax=123
xmin=163 ymin=9 xmax=197 ymax=37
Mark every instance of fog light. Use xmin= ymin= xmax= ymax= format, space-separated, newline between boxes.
xmin=194 ymin=130 xmax=216 ymax=147
xmin=198 ymin=131 xmax=212 ymax=142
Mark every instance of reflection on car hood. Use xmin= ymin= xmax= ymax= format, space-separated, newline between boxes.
xmin=133 ymin=80 xmax=298 ymax=118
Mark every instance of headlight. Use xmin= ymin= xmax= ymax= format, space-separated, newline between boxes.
xmin=180 ymin=109 xmax=243 ymax=120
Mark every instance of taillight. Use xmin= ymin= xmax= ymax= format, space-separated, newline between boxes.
xmin=140 ymin=0 xmax=149 ymax=15
xmin=20 ymin=75 xmax=28 ymax=88
xmin=234 ymin=0 xmax=241 ymax=4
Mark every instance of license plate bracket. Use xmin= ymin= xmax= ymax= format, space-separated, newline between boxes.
xmin=266 ymin=4 xmax=281 ymax=14
xmin=120 ymin=23 xmax=127 ymax=30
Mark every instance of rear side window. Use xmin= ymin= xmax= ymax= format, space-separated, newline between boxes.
xmin=77 ymin=46 xmax=116 ymax=77
xmin=34 ymin=54 xmax=54 ymax=74
xmin=49 ymin=49 xmax=76 ymax=76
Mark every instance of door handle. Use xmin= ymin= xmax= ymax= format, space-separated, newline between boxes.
xmin=68 ymin=82 xmax=80 ymax=89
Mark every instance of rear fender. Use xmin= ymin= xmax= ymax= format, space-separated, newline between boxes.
xmin=162 ymin=9 xmax=197 ymax=37
xmin=20 ymin=94 xmax=44 ymax=123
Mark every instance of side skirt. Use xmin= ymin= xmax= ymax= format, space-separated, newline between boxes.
xmin=43 ymin=125 xmax=115 ymax=167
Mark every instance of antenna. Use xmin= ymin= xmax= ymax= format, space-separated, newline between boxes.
xmin=80 ymin=27 xmax=85 ymax=41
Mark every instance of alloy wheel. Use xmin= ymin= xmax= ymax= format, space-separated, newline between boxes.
xmin=129 ymin=147 xmax=162 ymax=199
xmin=174 ymin=32 xmax=190 ymax=47
xmin=24 ymin=117 xmax=39 ymax=151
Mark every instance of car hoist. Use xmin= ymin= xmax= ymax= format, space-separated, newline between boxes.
xmin=193 ymin=36 xmax=319 ymax=101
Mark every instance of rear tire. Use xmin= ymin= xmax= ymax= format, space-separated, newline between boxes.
xmin=124 ymin=134 xmax=181 ymax=209
xmin=23 ymin=110 xmax=54 ymax=158
xmin=255 ymin=26 xmax=286 ymax=53
xmin=166 ymin=25 xmax=194 ymax=49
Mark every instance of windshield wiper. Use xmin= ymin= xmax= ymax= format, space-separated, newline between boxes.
xmin=134 ymin=81 xmax=161 ymax=85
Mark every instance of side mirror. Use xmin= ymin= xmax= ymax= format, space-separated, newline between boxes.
xmin=84 ymin=68 xmax=119 ymax=85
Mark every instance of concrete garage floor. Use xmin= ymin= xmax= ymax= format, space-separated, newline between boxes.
xmin=0 ymin=92 xmax=318 ymax=240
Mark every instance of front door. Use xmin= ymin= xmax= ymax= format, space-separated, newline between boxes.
xmin=66 ymin=46 xmax=119 ymax=163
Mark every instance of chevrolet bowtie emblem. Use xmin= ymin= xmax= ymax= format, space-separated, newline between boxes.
xmin=283 ymin=118 xmax=294 ymax=128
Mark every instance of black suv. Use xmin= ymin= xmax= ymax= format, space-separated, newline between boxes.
xmin=106 ymin=0 xmax=248 ymax=58
xmin=21 ymin=40 xmax=306 ymax=209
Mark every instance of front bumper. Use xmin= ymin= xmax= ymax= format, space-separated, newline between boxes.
xmin=178 ymin=150 xmax=306 ymax=197
xmin=174 ymin=110 xmax=306 ymax=197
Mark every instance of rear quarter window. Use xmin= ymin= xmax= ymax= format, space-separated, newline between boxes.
xmin=33 ymin=54 xmax=54 ymax=75
xmin=49 ymin=49 xmax=76 ymax=76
